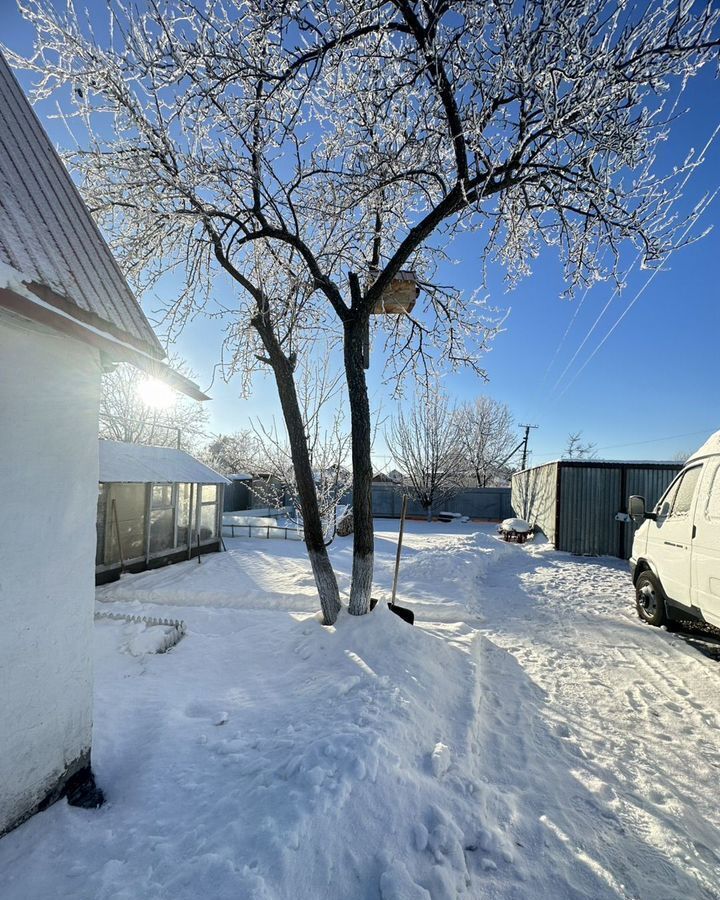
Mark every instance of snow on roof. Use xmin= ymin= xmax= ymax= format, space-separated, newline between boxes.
xmin=227 ymin=473 xmax=253 ymax=481
xmin=0 ymin=52 xmax=162 ymax=357
xmin=99 ymin=440 xmax=230 ymax=485
xmin=686 ymin=430 xmax=720 ymax=464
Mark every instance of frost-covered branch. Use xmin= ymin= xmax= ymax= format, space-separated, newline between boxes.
xmin=454 ymin=397 xmax=516 ymax=487
xmin=10 ymin=0 xmax=717 ymax=372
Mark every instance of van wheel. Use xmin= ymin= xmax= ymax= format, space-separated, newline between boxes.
xmin=635 ymin=571 xmax=668 ymax=627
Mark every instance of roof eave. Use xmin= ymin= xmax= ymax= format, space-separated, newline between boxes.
xmin=0 ymin=284 xmax=210 ymax=402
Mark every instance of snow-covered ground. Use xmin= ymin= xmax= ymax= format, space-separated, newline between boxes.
xmin=2 ymin=523 xmax=719 ymax=900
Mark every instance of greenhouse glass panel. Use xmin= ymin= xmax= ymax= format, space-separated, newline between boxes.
xmin=150 ymin=508 xmax=175 ymax=554
xmin=199 ymin=503 xmax=217 ymax=539
xmin=201 ymin=484 xmax=218 ymax=504
xmin=105 ymin=484 xmax=146 ymax=564
xmin=152 ymin=484 xmax=173 ymax=508
xmin=176 ymin=483 xmax=192 ymax=546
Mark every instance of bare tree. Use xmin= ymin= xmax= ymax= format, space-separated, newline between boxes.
xmin=10 ymin=0 xmax=719 ymax=621
xmin=455 ymin=397 xmax=516 ymax=487
xmin=565 ymin=431 xmax=598 ymax=459
xmin=201 ymin=431 xmax=262 ymax=475
xmin=387 ymin=388 xmax=464 ymax=521
xmin=671 ymin=449 xmax=692 ymax=464
xmin=100 ymin=361 xmax=208 ymax=452
xmin=251 ymin=358 xmax=354 ymax=539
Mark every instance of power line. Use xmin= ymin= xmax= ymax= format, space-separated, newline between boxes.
xmin=531 ymin=426 xmax=715 ymax=463
xmin=549 ymin=266 xmax=634 ymax=396
xmin=539 ymin=79 xmax=692 ymax=395
xmin=540 ymin=284 xmax=591 ymax=386
xmin=593 ymin=428 xmax=715 ymax=453
xmin=556 ymin=183 xmax=719 ymax=399
xmin=549 ymin=120 xmax=720 ymax=400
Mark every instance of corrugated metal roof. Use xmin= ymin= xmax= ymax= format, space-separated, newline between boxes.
xmin=0 ymin=52 xmax=163 ymax=356
xmin=99 ymin=440 xmax=230 ymax=485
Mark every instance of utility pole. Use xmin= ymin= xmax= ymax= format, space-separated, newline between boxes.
xmin=494 ymin=424 xmax=540 ymax=474
xmin=519 ymin=424 xmax=538 ymax=470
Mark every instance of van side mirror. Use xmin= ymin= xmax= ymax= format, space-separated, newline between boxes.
xmin=628 ymin=495 xmax=657 ymax=521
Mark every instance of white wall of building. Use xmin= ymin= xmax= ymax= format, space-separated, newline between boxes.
xmin=0 ymin=311 xmax=102 ymax=834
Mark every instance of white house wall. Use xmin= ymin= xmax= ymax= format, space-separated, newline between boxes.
xmin=0 ymin=312 xmax=101 ymax=834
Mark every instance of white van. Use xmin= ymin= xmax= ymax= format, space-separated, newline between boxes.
xmin=628 ymin=431 xmax=720 ymax=630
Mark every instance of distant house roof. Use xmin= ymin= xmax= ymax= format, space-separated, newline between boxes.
xmin=99 ymin=440 xmax=230 ymax=485
xmin=0 ymin=52 xmax=162 ymax=357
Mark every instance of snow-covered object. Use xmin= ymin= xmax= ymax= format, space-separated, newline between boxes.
xmin=222 ymin=513 xmax=304 ymax=541
xmin=95 ymin=611 xmax=185 ymax=655
xmin=229 ymin=507 xmax=288 ymax=519
xmin=0 ymin=314 xmax=101 ymax=835
xmin=500 ymin=517 xmax=531 ymax=534
xmin=686 ymin=430 xmax=720 ymax=464
xmin=99 ymin=440 xmax=229 ymax=485
xmin=223 ymin=514 xmax=284 ymax=528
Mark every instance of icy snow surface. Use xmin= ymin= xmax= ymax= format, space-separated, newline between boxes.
xmin=2 ymin=522 xmax=719 ymax=900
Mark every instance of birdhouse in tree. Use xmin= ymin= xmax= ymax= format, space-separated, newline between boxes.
xmin=370 ymin=269 xmax=420 ymax=315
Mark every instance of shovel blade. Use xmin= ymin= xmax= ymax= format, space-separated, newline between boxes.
xmin=389 ymin=602 xmax=415 ymax=625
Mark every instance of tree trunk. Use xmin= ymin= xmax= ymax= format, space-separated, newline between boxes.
xmin=426 ymin=506 xmax=432 ymax=523
xmin=344 ymin=312 xmax=374 ymax=616
xmin=251 ymin=314 xmax=341 ymax=626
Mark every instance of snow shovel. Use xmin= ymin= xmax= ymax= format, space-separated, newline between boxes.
xmin=370 ymin=495 xmax=415 ymax=624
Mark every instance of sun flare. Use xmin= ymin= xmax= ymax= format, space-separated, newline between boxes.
xmin=137 ymin=377 xmax=176 ymax=409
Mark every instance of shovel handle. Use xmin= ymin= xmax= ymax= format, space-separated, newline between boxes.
xmin=391 ymin=496 xmax=408 ymax=605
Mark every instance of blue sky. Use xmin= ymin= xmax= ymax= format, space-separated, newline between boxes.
xmin=4 ymin=3 xmax=720 ymax=468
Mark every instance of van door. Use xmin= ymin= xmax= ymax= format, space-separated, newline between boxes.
xmin=691 ymin=459 xmax=720 ymax=627
xmin=645 ymin=464 xmax=703 ymax=609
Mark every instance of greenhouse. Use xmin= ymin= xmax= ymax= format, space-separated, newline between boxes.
xmin=96 ymin=440 xmax=229 ymax=583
